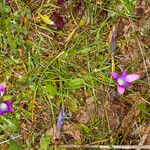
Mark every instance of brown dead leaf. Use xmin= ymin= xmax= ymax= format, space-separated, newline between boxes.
xmin=75 ymin=97 xmax=95 ymax=124
xmin=108 ymin=102 xmax=127 ymax=132
xmin=19 ymin=119 xmax=32 ymax=142
xmin=139 ymin=123 xmax=150 ymax=145
xmin=120 ymin=94 xmax=146 ymax=134
xmin=20 ymin=122 xmax=28 ymax=142
xmin=98 ymin=92 xmax=128 ymax=132
xmin=46 ymin=123 xmax=81 ymax=143
xmin=46 ymin=127 xmax=53 ymax=137
xmin=76 ymin=108 xmax=90 ymax=124
xmin=63 ymin=123 xmax=81 ymax=143
xmin=116 ymin=18 xmax=131 ymax=39
xmin=103 ymin=101 xmax=128 ymax=132
xmin=86 ymin=97 xmax=95 ymax=110
xmin=46 ymin=125 xmax=60 ymax=143
xmin=72 ymin=88 xmax=129 ymax=133
xmin=120 ymin=107 xmax=141 ymax=134
xmin=134 ymin=0 xmax=146 ymax=18
xmin=145 ymin=130 xmax=150 ymax=145
xmin=72 ymin=1 xmax=85 ymax=20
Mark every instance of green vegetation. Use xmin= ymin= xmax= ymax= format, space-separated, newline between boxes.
xmin=0 ymin=0 xmax=149 ymax=149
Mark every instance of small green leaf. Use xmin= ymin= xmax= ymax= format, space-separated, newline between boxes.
xmin=77 ymin=47 xmax=91 ymax=54
xmin=79 ymin=124 xmax=90 ymax=133
xmin=29 ymin=82 xmax=36 ymax=91
xmin=40 ymin=137 xmax=48 ymax=150
xmin=67 ymin=78 xmax=84 ymax=89
xmin=5 ymin=6 xmax=11 ymax=13
xmin=3 ymin=95 xmax=13 ymax=101
xmin=45 ymin=84 xmax=58 ymax=96
xmin=0 ymin=116 xmax=19 ymax=132
xmin=9 ymin=139 xmax=22 ymax=150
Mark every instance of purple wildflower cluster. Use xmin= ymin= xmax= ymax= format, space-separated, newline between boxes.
xmin=0 ymin=83 xmax=13 ymax=115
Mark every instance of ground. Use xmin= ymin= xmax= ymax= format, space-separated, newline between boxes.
xmin=0 ymin=0 xmax=150 ymax=149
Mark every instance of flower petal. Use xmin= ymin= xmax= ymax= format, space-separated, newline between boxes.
xmin=5 ymin=100 xmax=13 ymax=113
xmin=124 ymin=82 xmax=131 ymax=88
xmin=125 ymin=74 xmax=141 ymax=83
xmin=110 ymin=72 xmax=119 ymax=80
xmin=117 ymin=86 xmax=125 ymax=95
xmin=120 ymin=70 xmax=127 ymax=78
xmin=0 ymin=83 xmax=6 ymax=96
xmin=0 ymin=111 xmax=4 ymax=115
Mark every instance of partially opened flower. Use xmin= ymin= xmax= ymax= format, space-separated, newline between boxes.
xmin=57 ymin=110 xmax=66 ymax=129
xmin=111 ymin=26 xmax=117 ymax=53
xmin=0 ymin=83 xmax=6 ymax=97
xmin=54 ymin=110 xmax=67 ymax=140
xmin=110 ymin=71 xmax=140 ymax=95
xmin=0 ymin=100 xmax=13 ymax=115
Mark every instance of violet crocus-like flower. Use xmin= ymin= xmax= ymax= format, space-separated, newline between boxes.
xmin=54 ymin=110 xmax=67 ymax=139
xmin=51 ymin=12 xmax=65 ymax=30
xmin=111 ymin=26 xmax=117 ymax=53
xmin=57 ymin=110 xmax=66 ymax=129
xmin=0 ymin=100 xmax=13 ymax=115
xmin=110 ymin=71 xmax=141 ymax=95
xmin=0 ymin=83 xmax=6 ymax=97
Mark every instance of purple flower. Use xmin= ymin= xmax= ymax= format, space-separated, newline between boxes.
xmin=51 ymin=12 xmax=65 ymax=30
xmin=57 ymin=110 xmax=66 ymax=128
xmin=53 ymin=110 xmax=66 ymax=140
xmin=110 ymin=71 xmax=141 ymax=95
xmin=0 ymin=100 xmax=13 ymax=115
xmin=0 ymin=83 xmax=6 ymax=97
xmin=111 ymin=26 xmax=117 ymax=53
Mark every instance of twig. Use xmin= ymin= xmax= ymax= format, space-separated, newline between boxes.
xmin=59 ymin=144 xmax=150 ymax=149
xmin=137 ymin=124 xmax=150 ymax=150
xmin=54 ymin=140 xmax=58 ymax=150
xmin=84 ymin=139 xmax=109 ymax=146
xmin=65 ymin=27 xmax=77 ymax=47
xmin=38 ymin=31 xmax=53 ymax=40
xmin=136 ymin=37 xmax=149 ymax=84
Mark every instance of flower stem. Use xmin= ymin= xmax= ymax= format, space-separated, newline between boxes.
xmin=111 ymin=54 xmax=115 ymax=72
